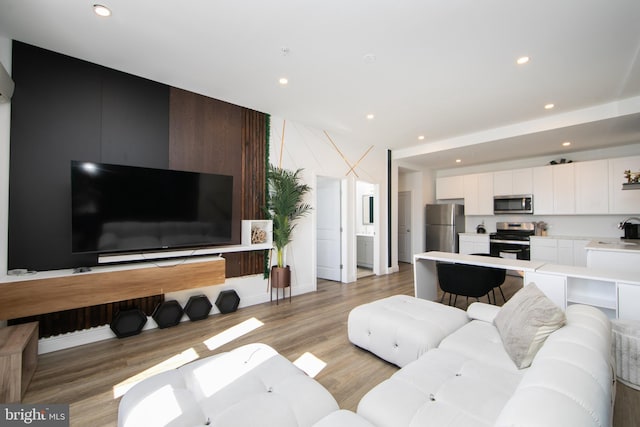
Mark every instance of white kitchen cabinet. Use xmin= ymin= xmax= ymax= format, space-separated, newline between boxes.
xmin=493 ymin=171 xmax=512 ymax=196
xmin=609 ymin=155 xmax=640 ymax=214
xmin=552 ymin=163 xmax=575 ymax=214
xmin=532 ymin=166 xmax=553 ymax=214
xmin=575 ymin=159 xmax=609 ymax=214
xmin=463 ymin=173 xmax=493 ymax=215
xmin=586 ymin=244 xmax=640 ymax=275
xmin=572 ymin=240 xmax=589 ymax=267
xmin=436 ymin=176 xmax=464 ymax=200
xmin=530 ymin=237 xmax=558 ymax=263
xmin=458 ymin=233 xmax=489 ymax=255
xmin=524 ymin=271 xmax=566 ymax=310
xmin=618 ymin=283 xmax=640 ymax=321
xmin=557 ymin=239 xmax=574 ymax=265
xmin=493 ymin=168 xmax=533 ymax=196
xmin=530 ymin=237 xmax=589 ymax=267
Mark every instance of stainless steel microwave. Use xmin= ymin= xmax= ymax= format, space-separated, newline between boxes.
xmin=493 ymin=195 xmax=533 ymax=214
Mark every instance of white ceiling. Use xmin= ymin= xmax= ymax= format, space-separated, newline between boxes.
xmin=1 ymin=0 xmax=640 ymax=169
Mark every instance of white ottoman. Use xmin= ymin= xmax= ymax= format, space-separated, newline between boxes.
xmin=347 ymin=295 xmax=469 ymax=367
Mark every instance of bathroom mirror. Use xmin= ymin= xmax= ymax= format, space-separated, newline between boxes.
xmin=362 ymin=195 xmax=374 ymax=224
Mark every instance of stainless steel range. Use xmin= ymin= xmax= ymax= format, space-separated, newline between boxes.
xmin=489 ymin=222 xmax=536 ymax=260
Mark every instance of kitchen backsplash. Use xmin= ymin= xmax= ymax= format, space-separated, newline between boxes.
xmin=466 ymin=214 xmax=637 ymax=239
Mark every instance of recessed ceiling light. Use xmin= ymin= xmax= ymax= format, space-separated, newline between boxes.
xmin=363 ymin=54 xmax=377 ymax=63
xmin=562 ymin=141 xmax=571 ymax=147
xmin=278 ymin=77 xmax=288 ymax=85
xmin=418 ymin=135 xmax=425 ymax=140
xmin=516 ymin=56 xmax=530 ymax=65
xmin=544 ymin=103 xmax=555 ymax=110
xmin=93 ymin=4 xmax=111 ymax=17
xmin=366 ymin=113 xmax=375 ymax=120
xmin=455 ymin=159 xmax=462 ymax=163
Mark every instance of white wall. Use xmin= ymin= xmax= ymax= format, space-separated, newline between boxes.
xmin=269 ymin=117 xmax=393 ymax=288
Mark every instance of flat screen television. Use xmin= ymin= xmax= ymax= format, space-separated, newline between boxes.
xmin=71 ymin=161 xmax=233 ymax=254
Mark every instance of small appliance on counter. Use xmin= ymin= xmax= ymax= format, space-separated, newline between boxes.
xmin=476 ymin=222 xmax=486 ymax=234
xmin=619 ymin=217 xmax=640 ymax=239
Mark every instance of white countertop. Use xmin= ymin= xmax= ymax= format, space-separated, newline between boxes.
xmin=585 ymin=239 xmax=640 ymax=253
xmin=414 ymin=251 xmax=545 ymax=272
xmin=536 ymin=263 xmax=640 ymax=286
xmin=529 ymin=235 xmax=599 ymax=241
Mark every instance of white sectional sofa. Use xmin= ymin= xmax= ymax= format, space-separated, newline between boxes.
xmin=119 ymin=285 xmax=614 ymax=427
xmin=357 ymin=302 xmax=614 ymax=427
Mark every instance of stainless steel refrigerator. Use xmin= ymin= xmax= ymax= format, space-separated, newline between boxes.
xmin=425 ymin=204 xmax=465 ymax=253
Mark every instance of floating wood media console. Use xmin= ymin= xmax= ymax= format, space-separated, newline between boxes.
xmin=0 ymin=257 xmax=226 ymax=320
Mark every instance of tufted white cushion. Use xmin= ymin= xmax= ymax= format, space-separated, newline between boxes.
xmin=118 ymin=343 xmax=340 ymax=427
xmin=358 ymin=347 xmax=523 ymax=427
xmin=348 ymin=295 xmax=469 ymax=367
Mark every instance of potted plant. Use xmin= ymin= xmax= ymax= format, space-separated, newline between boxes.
xmin=264 ymin=165 xmax=312 ymax=288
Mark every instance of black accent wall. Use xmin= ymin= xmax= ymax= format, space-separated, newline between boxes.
xmin=9 ymin=41 xmax=169 ymax=271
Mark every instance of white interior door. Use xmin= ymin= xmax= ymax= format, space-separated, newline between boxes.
xmin=398 ymin=191 xmax=412 ymax=263
xmin=317 ymin=177 xmax=342 ymax=281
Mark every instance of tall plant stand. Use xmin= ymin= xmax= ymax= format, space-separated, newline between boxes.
xmin=268 ymin=249 xmax=291 ymax=304
xmin=270 ymin=266 xmax=291 ymax=305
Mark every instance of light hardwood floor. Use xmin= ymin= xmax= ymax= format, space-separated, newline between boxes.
xmin=21 ymin=263 xmax=637 ymax=426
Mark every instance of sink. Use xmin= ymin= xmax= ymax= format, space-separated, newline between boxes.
xmin=597 ymin=241 xmax=638 ymax=246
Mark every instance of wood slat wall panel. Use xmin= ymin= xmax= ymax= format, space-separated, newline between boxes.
xmin=9 ymin=296 xmax=163 ymax=338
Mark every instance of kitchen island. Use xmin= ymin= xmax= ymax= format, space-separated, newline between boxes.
xmin=585 ymin=238 xmax=640 ymax=275
xmin=414 ymin=251 xmax=640 ymax=320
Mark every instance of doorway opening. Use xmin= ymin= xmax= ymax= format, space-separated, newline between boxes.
xmin=356 ymin=180 xmax=375 ymax=279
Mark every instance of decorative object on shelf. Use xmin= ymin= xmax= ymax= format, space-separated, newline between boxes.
xmin=251 ymin=225 xmax=268 ymax=244
xmin=241 ymin=220 xmax=273 ymax=247
xmin=264 ymin=165 xmax=312 ymax=295
xmin=548 ymin=158 xmax=572 ymax=165
xmin=622 ymin=170 xmax=640 ymax=190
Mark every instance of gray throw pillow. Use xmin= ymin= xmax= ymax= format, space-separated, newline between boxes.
xmin=494 ymin=283 xmax=566 ymax=369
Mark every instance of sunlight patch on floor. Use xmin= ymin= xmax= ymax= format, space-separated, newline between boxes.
xmin=293 ymin=352 xmax=327 ymax=378
xmin=202 ymin=317 xmax=264 ymax=351
xmin=113 ymin=347 xmax=199 ymax=398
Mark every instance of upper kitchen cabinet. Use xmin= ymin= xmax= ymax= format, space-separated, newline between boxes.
xmin=436 ymin=175 xmax=464 ymax=200
xmin=575 ymin=159 xmax=609 ymax=214
xmin=552 ymin=163 xmax=576 ymax=214
xmin=609 ymin=155 xmax=640 ymax=214
xmin=493 ymin=168 xmax=532 ymax=196
xmin=464 ymin=173 xmax=493 ymax=215
xmin=533 ymin=166 xmax=554 ymax=214
xmin=533 ymin=163 xmax=577 ymax=215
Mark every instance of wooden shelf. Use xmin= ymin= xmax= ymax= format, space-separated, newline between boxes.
xmin=0 ymin=257 xmax=225 ymax=320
